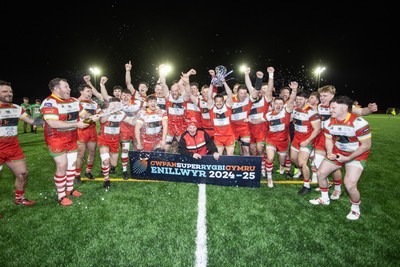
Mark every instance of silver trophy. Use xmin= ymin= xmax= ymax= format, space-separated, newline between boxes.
xmin=211 ymin=65 xmax=233 ymax=87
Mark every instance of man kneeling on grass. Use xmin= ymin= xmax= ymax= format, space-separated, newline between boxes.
xmin=309 ymin=96 xmax=372 ymax=220
xmin=178 ymin=118 xmax=220 ymax=160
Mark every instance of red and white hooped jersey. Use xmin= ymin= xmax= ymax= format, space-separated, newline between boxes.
xmin=0 ymin=103 xmax=27 ymax=145
xmin=197 ymin=97 xmax=213 ymax=129
xmin=249 ymin=96 xmax=269 ymax=123
xmin=99 ymin=111 xmax=127 ymax=136
xmin=166 ymin=95 xmax=187 ymax=123
xmin=324 ymin=113 xmax=371 ymax=159
xmin=186 ymin=97 xmax=202 ymax=127
xmin=80 ymin=99 xmax=100 ymax=130
xmin=209 ymin=104 xmax=234 ymax=136
xmin=41 ymin=94 xmax=82 ymax=137
xmin=231 ymin=95 xmax=252 ymax=125
xmin=292 ymin=105 xmax=320 ymax=139
xmin=265 ymin=108 xmax=291 ymax=141
xmin=137 ymin=108 xmax=167 ymax=135
xmin=317 ymin=104 xmax=331 ymax=129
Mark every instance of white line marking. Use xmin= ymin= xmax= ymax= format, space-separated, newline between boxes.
xmin=194 ymin=183 xmax=207 ymax=267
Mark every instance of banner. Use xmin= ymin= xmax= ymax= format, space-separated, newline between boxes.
xmin=129 ymin=151 xmax=261 ymax=187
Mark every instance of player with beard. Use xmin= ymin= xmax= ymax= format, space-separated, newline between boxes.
xmin=0 ymin=80 xmax=41 ymax=218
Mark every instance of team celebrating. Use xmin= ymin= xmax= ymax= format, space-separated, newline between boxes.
xmin=0 ymin=63 xmax=378 ymax=220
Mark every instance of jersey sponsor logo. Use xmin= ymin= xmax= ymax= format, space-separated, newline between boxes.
xmin=232 ymin=106 xmax=244 ymax=114
xmin=216 ymin=113 xmax=227 ymax=118
xmin=149 ymin=121 xmax=161 ymax=128
xmin=293 ymin=118 xmax=302 ymax=125
xmin=44 ymin=103 xmax=53 ymax=107
xmin=67 ymin=111 xmax=79 ymax=121
xmin=334 ymin=135 xmax=350 ymax=143
xmin=109 ymin=121 xmax=120 ymax=127
xmin=0 ymin=118 xmax=18 ymax=126
xmin=320 ymin=114 xmax=331 ymax=121
xmin=270 ymin=118 xmax=281 ymax=126
xmin=172 ymin=103 xmax=183 ymax=108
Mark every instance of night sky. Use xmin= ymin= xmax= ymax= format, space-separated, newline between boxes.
xmin=1 ymin=2 xmax=396 ymax=110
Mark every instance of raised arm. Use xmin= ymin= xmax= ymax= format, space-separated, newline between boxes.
xmin=159 ymin=64 xmax=170 ymax=99
xmin=244 ymin=68 xmax=256 ymax=95
xmin=245 ymin=68 xmax=264 ymax=100
xmin=125 ymin=60 xmax=136 ymax=94
xmin=264 ymin=67 xmax=275 ymax=102
xmin=83 ymin=75 xmax=103 ymax=101
xmin=285 ymin=81 xmax=298 ymax=113
xmin=223 ymin=80 xmax=233 ymax=107
xmin=180 ymin=68 xmax=197 ymax=102
xmin=207 ymin=69 xmax=217 ymax=109
xmin=99 ymin=76 xmax=111 ymax=101
xmin=207 ymin=82 xmax=214 ymax=110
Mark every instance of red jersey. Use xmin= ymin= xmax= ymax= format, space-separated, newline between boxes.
xmin=324 ymin=113 xmax=371 ymax=160
xmin=40 ymin=94 xmax=82 ymax=141
xmin=265 ymin=108 xmax=291 ymax=142
xmin=0 ymin=103 xmax=26 ymax=148
xmin=292 ymin=105 xmax=320 ymax=140
xmin=209 ymin=104 xmax=234 ymax=136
